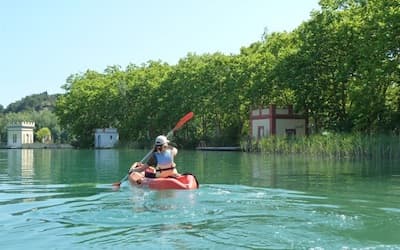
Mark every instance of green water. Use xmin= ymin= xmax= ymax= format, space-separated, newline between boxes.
xmin=0 ymin=149 xmax=399 ymax=249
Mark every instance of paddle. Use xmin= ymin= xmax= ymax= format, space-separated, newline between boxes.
xmin=112 ymin=111 xmax=194 ymax=187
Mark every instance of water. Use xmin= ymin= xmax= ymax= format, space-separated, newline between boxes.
xmin=1 ymin=149 xmax=400 ymax=249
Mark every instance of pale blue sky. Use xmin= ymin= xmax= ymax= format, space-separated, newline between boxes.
xmin=0 ymin=0 xmax=320 ymax=107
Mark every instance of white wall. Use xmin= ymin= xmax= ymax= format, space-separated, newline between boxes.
xmin=251 ymin=119 xmax=270 ymax=138
xmin=7 ymin=124 xmax=35 ymax=148
xmin=94 ymin=129 xmax=119 ymax=148
xmin=276 ymin=119 xmax=306 ymax=136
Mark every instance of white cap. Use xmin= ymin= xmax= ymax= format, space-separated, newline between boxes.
xmin=155 ymin=135 xmax=169 ymax=146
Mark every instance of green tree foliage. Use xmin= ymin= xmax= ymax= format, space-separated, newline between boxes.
xmin=56 ymin=62 xmax=173 ymax=147
xmin=36 ymin=127 xmax=51 ymax=143
xmin=0 ymin=110 xmax=61 ymax=144
xmin=162 ymin=53 xmax=250 ymax=145
xmin=0 ymin=92 xmax=62 ymax=144
xmin=5 ymin=92 xmax=59 ymax=113
xmin=55 ymin=0 xmax=399 ymax=147
xmin=272 ymin=0 xmax=400 ymax=133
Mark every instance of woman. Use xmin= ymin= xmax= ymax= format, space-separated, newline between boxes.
xmin=129 ymin=135 xmax=179 ymax=178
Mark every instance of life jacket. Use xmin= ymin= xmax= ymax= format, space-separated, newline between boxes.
xmin=154 ymin=149 xmax=177 ymax=178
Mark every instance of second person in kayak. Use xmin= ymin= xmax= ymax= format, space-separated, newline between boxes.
xmin=130 ymin=135 xmax=180 ymax=178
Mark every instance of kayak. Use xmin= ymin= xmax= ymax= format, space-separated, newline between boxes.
xmin=128 ymin=171 xmax=199 ymax=190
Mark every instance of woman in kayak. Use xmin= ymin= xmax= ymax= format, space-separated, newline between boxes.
xmin=129 ymin=135 xmax=180 ymax=178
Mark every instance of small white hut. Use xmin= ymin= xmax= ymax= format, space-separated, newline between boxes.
xmin=250 ymin=105 xmax=307 ymax=139
xmin=7 ymin=122 xmax=35 ymax=148
xmin=94 ymin=128 xmax=119 ymax=148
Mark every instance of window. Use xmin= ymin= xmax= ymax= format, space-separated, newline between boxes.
xmin=285 ymin=129 xmax=296 ymax=138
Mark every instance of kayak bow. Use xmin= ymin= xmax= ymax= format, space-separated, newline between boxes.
xmin=129 ymin=171 xmax=199 ymax=190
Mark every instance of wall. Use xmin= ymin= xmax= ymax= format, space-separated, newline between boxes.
xmin=94 ymin=128 xmax=119 ymax=148
xmin=250 ymin=105 xmax=307 ymax=139
xmin=7 ymin=122 xmax=35 ymax=148
xmin=276 ymin=119 xmax=306 ymax=136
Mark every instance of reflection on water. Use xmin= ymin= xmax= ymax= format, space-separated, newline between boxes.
xmin=7 ymin=149 xmax=35 ymax=182
xmin=2 ymin=148 xmax=399 ymax=190
xmin=95 ymin=149 xmax=119 ymax=181
xmin=2 ymin=183 xmax=399 ymax=249
xmin=0 ymin=149 xmax=400 ymax=249
xmin=183 ymin=151 xmax=400 ymax=191
xmin=6 ymin=149 xmax=55 ymax=184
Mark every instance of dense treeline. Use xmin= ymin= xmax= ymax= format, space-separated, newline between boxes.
xmin=52 ymin=0 xmax=400 ymax=147
xmin=0 ymin=92 xmax=65 ymax=143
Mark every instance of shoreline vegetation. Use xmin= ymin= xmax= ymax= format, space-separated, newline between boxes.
xmin=241 ymin=133 xmax=400 ymax=160
xmin=2 ymin=1 xmax=399 ymax=152
xmin=2 ymin=134 xmax=398 ymax=162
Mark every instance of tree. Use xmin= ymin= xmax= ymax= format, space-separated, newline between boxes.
xmin=54 ymin=0 xmax=400 ymax=146
xmin=36 ymin=127 xmax=51 ymax=143
xmin=5 ymin=92 xmax=59 ymax=113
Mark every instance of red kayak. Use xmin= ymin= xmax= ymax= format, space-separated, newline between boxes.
xmin=128 ymin=172 xmax=199 ymax=190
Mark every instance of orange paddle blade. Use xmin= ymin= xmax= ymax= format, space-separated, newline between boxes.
xmin=172 ymin=112 xmax=194 ymax=132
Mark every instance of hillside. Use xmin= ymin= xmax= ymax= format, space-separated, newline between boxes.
xmin=2 ymin=92 xmax=60 ymax=113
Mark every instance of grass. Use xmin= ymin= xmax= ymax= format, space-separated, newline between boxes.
xmin=241 ymin=133 xmax=400 ymax=160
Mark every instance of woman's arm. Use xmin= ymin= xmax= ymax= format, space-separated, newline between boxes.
xmin=129 ymin=153 xmax=157 ymax=173
xmin=169 ymin=146 xmax=178 ymax=156
xmin=129 ymin=162 xmax=148 ymax=173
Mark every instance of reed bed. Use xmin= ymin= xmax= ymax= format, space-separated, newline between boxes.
xmin=241 ymin=133 xmax=400 ymax=160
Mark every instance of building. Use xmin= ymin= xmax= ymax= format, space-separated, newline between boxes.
xmin=7 ymin=122 xmax=35 ymax=148
xmin=94 ymin=128 xmax=119 ymax=148
xmin=250 ymin=105 xmax=307 ymax=139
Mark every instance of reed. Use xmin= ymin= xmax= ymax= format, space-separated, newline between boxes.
xmin=242 ymin=133 xmax=400 ymax=160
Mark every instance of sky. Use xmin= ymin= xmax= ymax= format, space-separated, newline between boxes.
xmin=0 ymin=0 xmax=320 ymax=107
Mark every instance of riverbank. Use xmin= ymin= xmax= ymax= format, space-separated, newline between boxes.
xmin=0 ymin=142 xmax=74 ymax=149
xmin=241 ymin=133 xmax=400 ymax=160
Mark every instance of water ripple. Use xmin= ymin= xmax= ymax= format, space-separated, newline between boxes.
xmin=1 ymin=182 xmax=400 ymax=249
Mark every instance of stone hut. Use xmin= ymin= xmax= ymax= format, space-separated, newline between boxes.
xmin=7 ymin=122 xmax=35 ymax=148
xmin=250 ymin=105 xmax=307 ymax=139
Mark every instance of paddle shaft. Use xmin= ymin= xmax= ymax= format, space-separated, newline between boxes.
xmin=113 ymin=112 xmax=194 ymax=186
xmin=116 ymin=149 xmax=153 ymax=184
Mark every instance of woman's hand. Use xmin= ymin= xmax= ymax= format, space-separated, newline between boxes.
xmin=129 ymin=162 xmax=144 ymax=173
